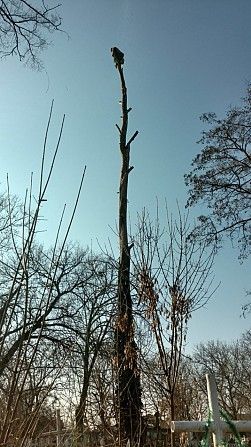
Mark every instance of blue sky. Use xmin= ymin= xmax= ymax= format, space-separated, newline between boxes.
xmin=0 ymin=0 xmax=250 ymax=350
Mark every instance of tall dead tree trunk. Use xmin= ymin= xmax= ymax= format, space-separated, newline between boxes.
xmin=111 ymin=48 xmax=142 ymax=447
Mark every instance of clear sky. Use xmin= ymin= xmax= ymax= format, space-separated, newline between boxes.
xmin=0 ymin=0 xmax=250 ymax=351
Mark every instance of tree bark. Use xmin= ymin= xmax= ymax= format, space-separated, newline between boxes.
xmin=113 ymin=58 xmax=142 ymax=447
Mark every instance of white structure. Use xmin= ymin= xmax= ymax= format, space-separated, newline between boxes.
xmin=171 ymin=373 xmax=251 ymax=447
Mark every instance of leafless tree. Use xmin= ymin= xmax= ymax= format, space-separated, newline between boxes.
xmin=0 ymin=0 xmax=62 ymax=69
xmin=73 ymin=255 xmax=116 ymax=438
xmin=0 ymin=102 xmax=85 ymax=445
xmin=193 ymin=332 xmax=251 ymax=420
xmin=111 ymin=47 xmax=143 ymax=447
xmin=131 ymin=207 xmax=215 ymax=445
xmin=185 ymin=84 xmax=251 ymax=261
xmin=84 ymin=343 xmax=117 ymax=444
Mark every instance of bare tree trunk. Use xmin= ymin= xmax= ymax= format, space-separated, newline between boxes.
xmin=75 ymin=380 xmax=88 ymax=439
xmin=75 ymin=306 xmax=112 ymax=439
xmin=112 ymin=50 xmax=142 ymax=447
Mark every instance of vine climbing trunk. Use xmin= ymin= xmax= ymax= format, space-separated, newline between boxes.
xmin=111 ymin=48 xmax=142 ymax=447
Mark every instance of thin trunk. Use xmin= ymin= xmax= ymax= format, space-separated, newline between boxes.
xmin=113 ymin=53 xmax=142 ymax=447
xmin=170 ymin=392 xmax=175 ymax=447
xmin=75 ymin=377 xmax=89 ymax=438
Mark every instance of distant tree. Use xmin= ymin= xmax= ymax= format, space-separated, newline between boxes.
xmin=193 ymin=334 xmax=251 ymax=419
xmin=240 ymin=329 xmax=251 ymax=397
xmin=171 ymin=360 xmax=208 ymax=422
xmin=0 ymin=0 xmax=62 ymax=69
xmin=185 ymin=85 xmax=251 ymax=260
xmin=144 ymin=356 xmax=207 ymax=424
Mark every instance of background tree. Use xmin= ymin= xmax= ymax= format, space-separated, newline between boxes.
xmin=0 ymin=0 xmax=62 ymax=69
xmin=0 ymin=105 xmax=85 ymax=445
xmin=73 ymin=255 xmax=116 ymax=437
xmin=89 ymin=348 xmax=117 ymax=445
xmin=185 ymin=84 xmax=251 ymax=260
xmin=193 ymin=331 xmax=251 ymax=419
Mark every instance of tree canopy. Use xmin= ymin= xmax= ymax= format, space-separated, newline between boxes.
xmin=185 ymin=85 xmax=251 ymax=260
